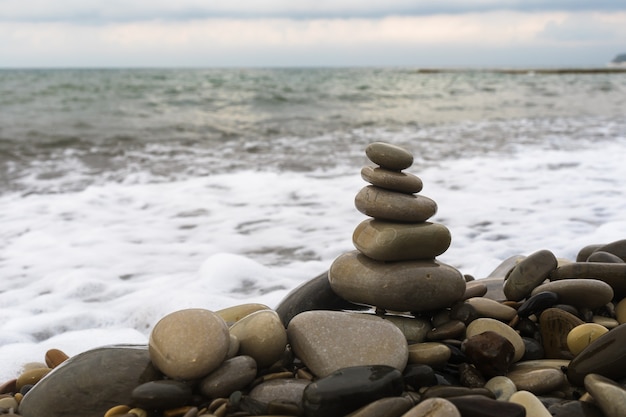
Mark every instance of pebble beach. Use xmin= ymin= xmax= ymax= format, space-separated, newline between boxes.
xmin=1 ymin=68 xmax=626 ymax=416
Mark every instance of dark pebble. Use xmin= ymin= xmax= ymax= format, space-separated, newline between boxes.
xmin=447 ymin=394 xmax=526 ymax=417
xmin=403 ymin=364 xmax=437 ymax=390
xmin=131 ymin=380 xmax=193 ymax=409
xmin=521 ymin=337 xmax=545 ymax=361
xmin=548 ymin=399 xmax=605 ymax=417
xmin=462 ymin=331 xmax=515 ymax=378
xmin=587 ymin=251 xmax=624 ymax=263
xmin=516 ymin=291 xmax=560 ymax=317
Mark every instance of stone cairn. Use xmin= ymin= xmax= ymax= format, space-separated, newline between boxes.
xmin=328 ymin=141 xmax=467 ymax=314
xmin=4 ymin=142 xmax=626 ymax=417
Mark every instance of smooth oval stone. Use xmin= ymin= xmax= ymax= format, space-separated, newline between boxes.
xmin=401 ymin=398 xmax=461 ymax=417
xmin=329 ymin=251 xmax=466 ymax=312
xmin=199 ymin=355 xmax=257 ymax=398
xmin=403 ymin=364 xmax=437 ymax=390
xmin=352 ymin=220 xmax=450 ymax=261
xmin=346 ymin=396 xmax=414 ymax=417
xmin=426 ymin=320 xmax=466 ymax=341
xmin=584 ymin=373 xmax=626 ymax=417
xmin=469 ymin=277 xmax=506 ymax=302
xmin=465 ymin=318 xmax=525 ymax=362
xmin=466 ymin=297 xmax=517 ymax=321
xmin=149 ymin=309 xmax=230 ymax=380
xmin=408 ymin=342 xmax=451 ymax=366
xmin=550 ymin=263 xmax=626 ymax=300
xmin=0 ymin=396 xmax=18 ymax=410
xmin=45 ymin=348 xmax=69 ymax=369
xmin=303 ymin=365 xmax=404 ymax=417
xmin=598 ymin=239 xmax=626 ymax=261
xmin=462 ymin=331 xmax=516 ymax=378
xmin=19 ymin=345 xmax=161 ymax=417
xmin=617 ymin=298 xmax=626 ymax=324
xmin=361 ymin=166 xmax=423 ymax=194
xmin=288 ymin=311 xmax=408 ymax=378
xmin=275 ymin=271 xmax=369 ymax=327
xmin=448 ymin=395 xmax=525 ymax=417
xmin=516 ymin=291 xmax=560 ymax=317
xmin=383 ymin=315 xmax=432 ymax=343
xmin=365 ymin=142 xmax=413 ymax=171
xmin=507 ymin=367 xmax=567 ymax=395
xmin=577 ymin=244 xmax=604 ymax=262
xmin=16 ymin=368 xmax=51 ymax=391
xmin=567 ymin=323 xmax=626 ymax=386
xmin=509 ymin=390 xmax=552 ymax=417
xmin=249 ymin=378 xmax=310 ymax=408
xmin=539 ymin=308 xmax=584 ymax=359
xmin=229 ymin=309 xmax=287 ymax=369
xmin=549 ymin=399 xmax=605 ymax=417
xmin=421 ymin=386 xmax=494 ymax=399
xmin=567 ymin=323 xmax=609 ymax=356
xmin=593 ymin=315 xmax=619 ymax=328
xmin=463 ymin=282 xmax=487 ymax=299
xmin=587 ymin=251 xmax=625 ymax=263
xmin=355 ymin=186 xmax=437 ymax=223
xmin=484 ymin=376 xmax=517 ymax=401
xmin=216 ymin=303 xmax=270 ymax=325
xmin=503 ymin=249 xmax=557 ymax=301
xmin=531 ymin=279 xmax=614 ymax=309
xmin=131 ymin=380 xmax=192 ymax=409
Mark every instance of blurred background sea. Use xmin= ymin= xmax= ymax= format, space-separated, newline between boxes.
xmin=1 ymin=67 xmax=625 ymax=379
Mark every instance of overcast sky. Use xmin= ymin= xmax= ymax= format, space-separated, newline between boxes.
xmin=1 ymin=1 xmax=625 ymax=68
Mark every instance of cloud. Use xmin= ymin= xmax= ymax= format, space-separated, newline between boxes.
xmin=539 ymin=14 xmax=619 ymax=42
xmin=1 ymin=0 xmax=625 ymax=23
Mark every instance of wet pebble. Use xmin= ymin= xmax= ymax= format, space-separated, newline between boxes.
xmin=550 ymin=263 xmax=626 ymax=300
xmin=403 ymin=364 xmax=437 ymax=390
xmin=407 ymin=342 xmax=451 ymax=367
xmin=354 ymin=186 xmax=438 ymax=223
xmin=531 ymin=279 xmax=614 ymax=309
xmin=131 ymin=380 xmax=192 ymax=410
xmin=584 ymin=373 xmax=626 ymax=417
xmin=462 ymin=331 xmax=515 ymax=378
xmin=447 ymin=394 xmax=525 ymax=417
xmin=503 ymin=249 xmax=557 ymax=301
xmin=199 ymin=355 xmax=257 ymax=399
xmin=516 ymin=291 xmax=560 ymax=318
xmin=360 ymin=166 xmax=423 ymax=194
xmin=567 ymin=323 xmax=609 ymax=356
xmin=465 ymin=318 xmax=525 ymax=362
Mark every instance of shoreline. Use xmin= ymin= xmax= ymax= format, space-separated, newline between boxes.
xmin=415 ymin=67 xmax=626 ymax=74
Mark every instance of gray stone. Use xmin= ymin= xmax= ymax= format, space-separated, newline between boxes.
xmin=287 ymin=311 xmax=408 ymax=378
xmin=598 ymin=239 xmax=626 ymax=261
xmin=19 ymin=345 xmax=160 ymax=417
xmin=361 ymin=166 xmax=423 ymax=194
xmin=584 ymin=373 xmax=626 ymax=417
xmin=587 ymin=251 xmax=624 ymax=263
xmin=531 ymin=279 xmax=614 ymax=309
xmin=503 ymin=249 xmax=557 ymax=301
xmin=229 ymin=309 xmax=287 ymax=369
xmin=352 ymin=219 xmax=450 ymax=261
xmin=200 ymin=355 xmax=257 ymax=399
xmin=329 ymin=251 xmax=466 ymax=312
xmin=550 ymin=263 xmax=626 ymax=300
xmin=365 ymin=142 xmax=413 ymax=171
xmin=249 ymin=378 xmax=310 ymax=408
xmin=401 ymin=398 xmax=461 ymax=417
xmin=466 ymin=297 xmax=517 ymax=321
xmin=346 ymin=396 xmax=413 ymax=417
xmin=354 ymin=186 xmax=437 ymax=223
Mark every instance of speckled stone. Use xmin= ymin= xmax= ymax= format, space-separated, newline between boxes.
xmin=465 ymin=318 xmax=525 ymax=362
xmin=352 ymin=220 xmax=450 ymax=261
xmin=249 ymin=378 xmax=310 ymax=409
xmin=365 ymin=142 xmax=414 ymax=171
xmin=287 ymin=311 xmax=408 ymax=378
xmin=354 ymin=186 xmax=437 ymax=223
xmin=426 ymin=320 xmax=466 ymax=341
xmin=401 ymin=398 xmax=461 ymax=417
xmin=149 ymin=309 xmax=230 ymax=380
xmin=550 ymin=263 xmax=626 ymax=300
xmin=503 ymin=249 xmax=557 ymax=301
xmin=509 ymin=390 xmax=552 ymax=417
xmin=383 ymin=315 xmax=432 ymax=343
xmin=531 ymin=279 xmax=614 ymax=309
xmin=567 ymin=323 xmax=626 ymax=386
xmin=329 ymin=251 xmax=466 ymax=312
xmin=567 ymin=323 xmax=609 ymax=356
xmin=229 ymin=309 xmax=287 ymax=369
xmin=360 ymin=166 xmax=423 ymax=194
xmin=584 ymin=373 xmax=626 ymax=417
xmin=199 ymin=355 xmax=257 ymax=399
xmin=19 ymin=345 xmax=161 ymax=417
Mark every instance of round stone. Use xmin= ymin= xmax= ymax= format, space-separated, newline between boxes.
xmin=365 ymin=142 xmax=413 ymax=171
xmin=352 ymin=219 xmax=450 ymax=261
xmin=466 ymin=297 xmax=517 ymax=321
xmin=407 ymin=342 xmax=451 ymax=366
xmin=149 ymin=308 xmax=230 ymax=380
xmin=402 ymin=398 xmax=461 ymax=417
xmin=19 ymin=345 xmax=161 ymax=417
xmin=597 ymin=239 xmax=626 ymax=261
xmin=229 ymin=309 xmax=287 ymax=369
xmin=465 ymin=318 xmax=525 ymax=362
xmin=16 ymin=368 xmax=51 ymax=391
xmin=550 ymin=263 xmax=626 ymax=300
xmin=484 ymin=376 xmax=517 ymax=401
xmin=503 ymin=249 xmax=557 ymax=301
xmin=567 ymin=323 xmax=626 ymax=386
xmin=131 ymin=380 xmax=193 ymax=409
xmin=587 ymin=251 xmax=624 ymax=263
xmin=329 ymin=251 xmax=466 ymax=312
xmin=360 ymin=166 xmax=423 ymax=194
xmin=531 ymin=279 xmax=614 ymax=309
xmin=382 ymin=315 xmax=432 ymax=343
xmin=199 ymin=355 xmax=257 ymax=399
xmin=216 ymin=303 xmax=270 ymax=325
xmin=287 ymin=311 xmax=408 ymax=378
xmin=576 ymin=244 xmax=604 ymax=261
xmin=509 ymin=390 xmax=552 ymax=417
xmin=354 ymin=186 xmax=437 ymax=223
xmin=616 ymin=298 xmax=626 ymax=324
xmin=567 ymin=323 xmax=609 ymax=356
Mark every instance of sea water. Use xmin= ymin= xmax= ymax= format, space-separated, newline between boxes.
xmin=0 ymin=68 xmax=625 ymax=380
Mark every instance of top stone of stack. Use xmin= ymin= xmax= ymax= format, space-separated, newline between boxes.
xmin=365 ymin=142 xmax=414 ymax=171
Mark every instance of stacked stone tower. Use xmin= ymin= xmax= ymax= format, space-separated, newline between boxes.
xmin=329 ymin=142 xmax=466 ymax=313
